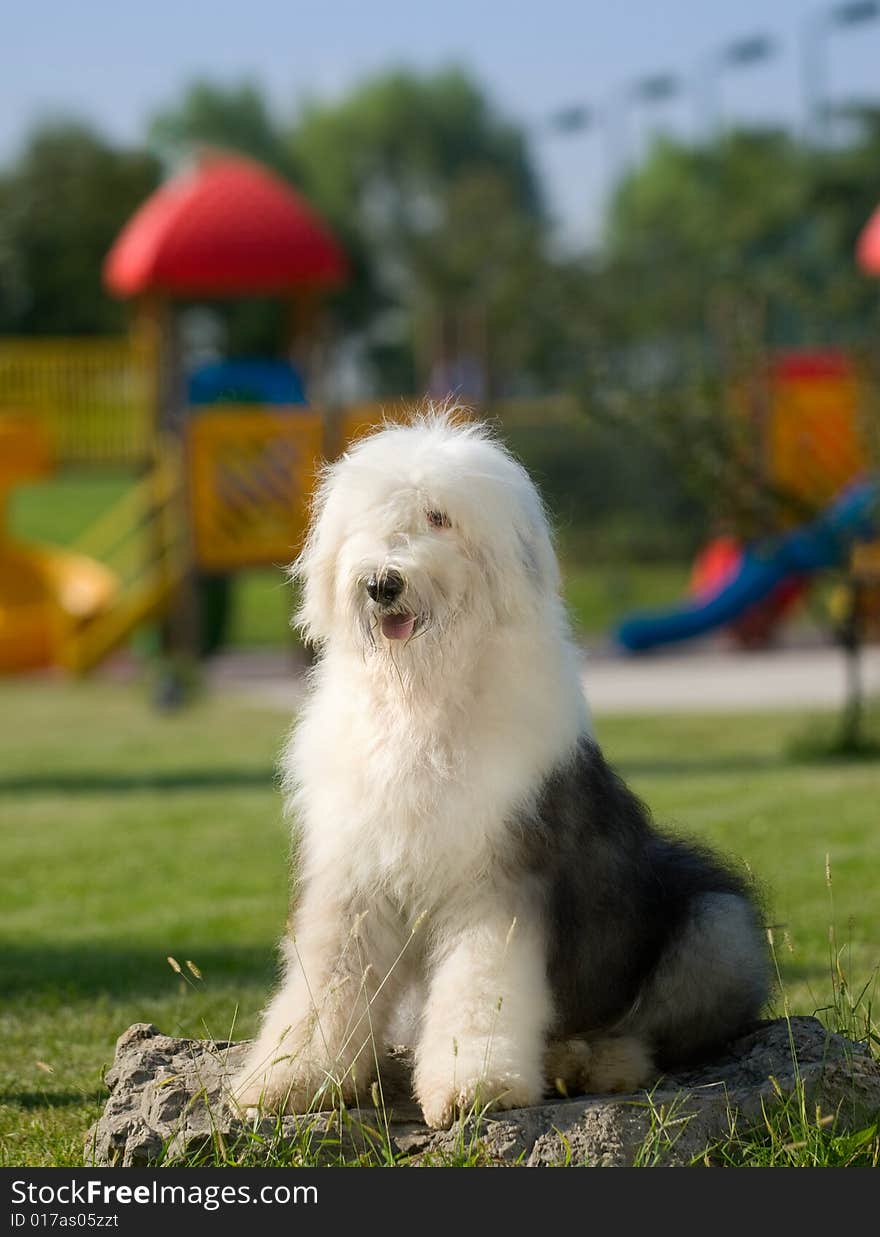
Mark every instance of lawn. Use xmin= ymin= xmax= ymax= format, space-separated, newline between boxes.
xmin=10 ymin=471 xmax=133 ymax=544
xmin=0 ymin=679 xmax=877 ymax=1167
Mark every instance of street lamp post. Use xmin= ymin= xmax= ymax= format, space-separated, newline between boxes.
xmin=546 ymin=101 xmax=619 ymax=199
xmin=802 ymin=1 xmax=880 ymax=144
xmin=626 ymin=72 xmax=681 ymax=165
xmin=696 ymin=33 xmax=778 ymax=142
xmin=547 ymin=105 xmax=593 ymax=136
xmin=547 ymin=74 xmax=680 ymax=188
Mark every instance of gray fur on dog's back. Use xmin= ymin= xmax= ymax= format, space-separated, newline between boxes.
xmin=517 ymin=737 xmax=770 ymax=1066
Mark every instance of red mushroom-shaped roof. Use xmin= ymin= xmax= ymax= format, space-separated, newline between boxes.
xmin=104 ymin=153 xmax=347 ymax=297
xmin=856 ymin=203 xmax=880 ymax=275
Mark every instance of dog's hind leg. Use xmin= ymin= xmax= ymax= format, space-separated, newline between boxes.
xmin=545 ymin=892 xmax=767 ymax=1098
xmin=545 ymin=1035 xmax=656 ymax=1096
xmin=621 ymin=891 xmax=770 ymax=1068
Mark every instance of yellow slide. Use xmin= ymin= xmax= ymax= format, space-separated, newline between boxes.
xmin=0 ymin=417 xmax=119 ymax=672
xmin=0 ymin=416 xmax=178 ymax=675
xmin=0 ymin=542 xmax=118 ymax=673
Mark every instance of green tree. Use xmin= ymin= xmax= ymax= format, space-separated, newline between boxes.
xmin=0 ymin=122 xmax=160 ymax=334
xmin=601 ymin=121 xmax=880 ymax=360
xmin=289 ymin=67 xmax=546 ymax=392
xmin=144 ymin=68 xmax=551 ymax=391
xmin=148 ymin=79 xmax=294 ymax=178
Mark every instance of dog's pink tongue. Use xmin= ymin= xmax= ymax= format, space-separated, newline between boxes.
xmin=381 ymin=614 xmax=416 ymax=641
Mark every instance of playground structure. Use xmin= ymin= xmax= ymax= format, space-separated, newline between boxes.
xmin=3 ymin=151 xmax=880 ymax=671
xmin=617 ymin=478 xmax=879 ymax=652
xmin=616 ymin=349 xmax=880 ymax=652
xmin=0 ymin=153 xmax=360 ymax=675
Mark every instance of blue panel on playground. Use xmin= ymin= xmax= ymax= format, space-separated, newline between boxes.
xmin=188 ymin=359 xmax=307 ymax=407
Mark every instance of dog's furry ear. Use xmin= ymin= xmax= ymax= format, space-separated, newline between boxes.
xmin=518 ymin=515 xmax=560 ymax=595
xmin=509 ymin=481 xmax=561 ymax=607
xmin=472 ymin=510 xmax=560 ymax=625
xmin=290 ymin=467 xmax=339 ymax=646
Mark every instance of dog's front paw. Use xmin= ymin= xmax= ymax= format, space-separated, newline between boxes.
xmin=230 ymin=1070 xmax=315 ymax=1116
xmin=229 ymin=1055 xmax=339 ymax=1116
xmin=416 ymin=1072 xmax=538 ymax=1129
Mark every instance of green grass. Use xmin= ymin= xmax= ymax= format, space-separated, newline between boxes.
xmin=564 ymin=561 xmax=689 ymax=638
xmin=0 ymin=679 xmax=877 ymax=1167
xmin=10 ymin=472 xmax=134 ymax=545
xmin=229 ymin=570 xmax=296 ymax=646
xmin=0 ymin=681 xmax=288 ymax=1168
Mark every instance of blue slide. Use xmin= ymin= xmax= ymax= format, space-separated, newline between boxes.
xmin=615 ymin=479 xmax=879 ymax=653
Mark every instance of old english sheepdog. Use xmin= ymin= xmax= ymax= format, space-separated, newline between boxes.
xmin=233 ymin=413 xmax=770 ymax=1128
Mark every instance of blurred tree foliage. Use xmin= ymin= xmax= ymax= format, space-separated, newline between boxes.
xmin=288 ymin=67 xmax=548 ymax=393
xmin=2 ymin=72 xmax=880 ymax=513
xmin=145 ymin=68 xmax=549 ymax=391
xmin=149 ymin=79 xmax=295 ymax=179
xmin=552 ymin=120 xmax=880 ymax=537
xmin=0 ymin=123 xmax=160 ymax=334
xmin=604 ymin=124 xmax=880 ymax=353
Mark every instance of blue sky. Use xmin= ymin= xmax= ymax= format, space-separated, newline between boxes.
xmin=5 ymin=1 xmax=880 ymax=245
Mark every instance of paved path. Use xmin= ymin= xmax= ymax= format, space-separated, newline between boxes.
xmin=582 ymin=644 xmax=880 ymax=714
xmin=213 ymin=643 xmax=880 ymax=716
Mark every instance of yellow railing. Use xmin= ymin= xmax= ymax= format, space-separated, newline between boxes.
xmin=0 ymin=337 xmax=153 ymax=465
xmin=0 ymin=334 xmax=590 ymax=472
xmin=59 ymin=451 xmax=186 ymax=673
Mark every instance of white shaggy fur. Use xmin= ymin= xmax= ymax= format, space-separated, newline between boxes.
xmin=232 ymin=413 xmax=593 ymax=1126
xmin=232 ymin=413 xmax=771 ymax=1124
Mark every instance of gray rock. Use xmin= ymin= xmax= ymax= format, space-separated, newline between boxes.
xmin=84 ymin=1017 xmax=880 ymax=1167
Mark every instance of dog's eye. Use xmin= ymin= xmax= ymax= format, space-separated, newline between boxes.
xmin=426 ymin=510 xmax=451 ymax=529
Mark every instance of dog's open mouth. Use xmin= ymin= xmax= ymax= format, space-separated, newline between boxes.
xmin=381 ymin=612 xmax=416 ymax=641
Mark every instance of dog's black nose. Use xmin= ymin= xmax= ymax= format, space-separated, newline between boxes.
xmin=366 ymin=570 xmax=405 ymax=605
